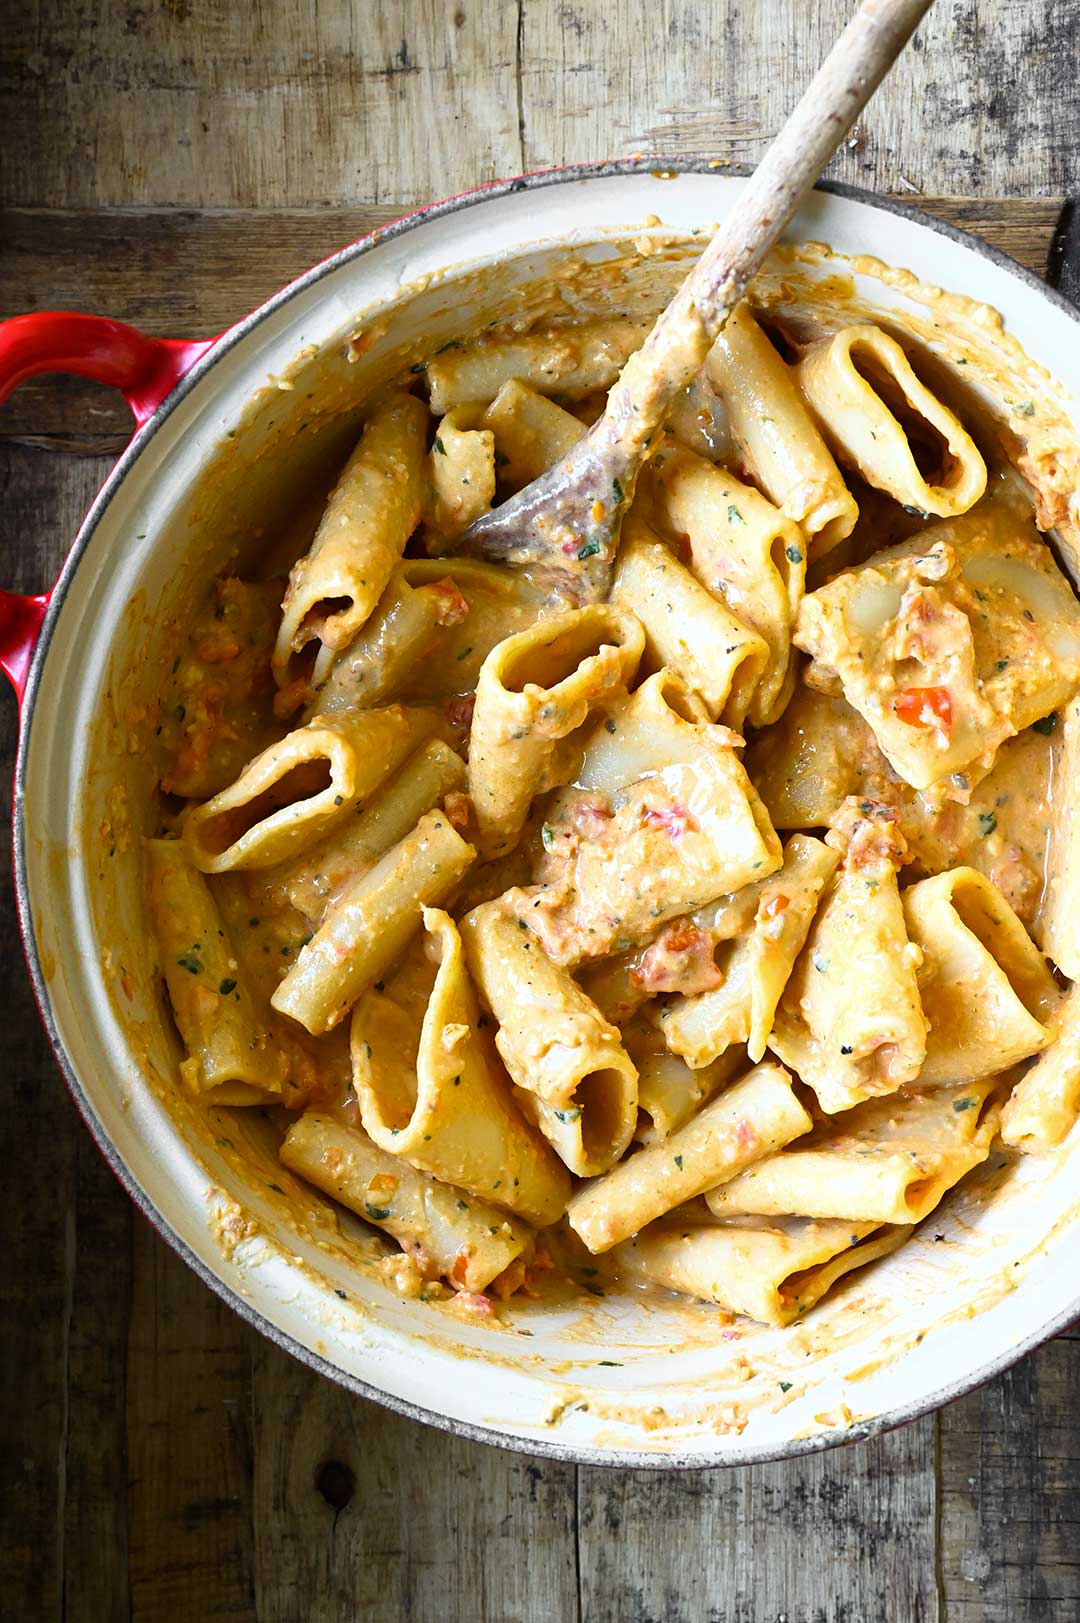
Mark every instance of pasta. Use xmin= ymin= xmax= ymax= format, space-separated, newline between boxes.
xmin=705 ymin=1078 xmax=1003 ymax=1224
xmin=706 ymin=302 xmax=859 ymax=558
xmin=273 ymin=391 xmax=428 ymax=693
xmin=148 ymin=289 xmax=1080 ymax=1329
xmin=793 ymin=323 xmax=987 ymax=518
xmin=460 ymin=898 xmax=638 ymax=1177
xmin=467 ymin=603 xmax=645 ymax=857
xmin=644 ymin=440 xmax=806 ymax=725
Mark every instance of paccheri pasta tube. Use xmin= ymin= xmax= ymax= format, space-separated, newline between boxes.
xmin=793 ymin=323 xmax=987 ymax=518
xmin=460 ymin=898 xmax=638 ymax=1177
xmin=482 ymin=379 xmax=585 ymax=489
xmin=658 ymin=833 xmax=839 ymax=1068
xmin=566 ymin=1062 xmax=811 ymax=1253
xmin=182 ymin=705 xmax=434 ymax=874
xmin=511 ymin=671 xmax=782 ymax=967
xmin=259 ymin=739 xmax=466 ymax=923
xmin=425 ymin=319 xmax=651 ymax=414
xmin=616 ymin=1214 xmax=910 ymax=1327
xmin=274 ymin=391 xmax=428 ymax=690
xmin=467 ymin=603 xmax=644 ymax=857
xmin=423 ymin=406 xmax=496 ymax=542
xmin=280 ymin=1112 xmax=531 ymax=1293
xmin=611 ymin=517 xmax=769 ymax=728
xmin=706 ymin=301 xmax=859 ymax=558
xmin=1001 ymin=986 xmax=1080 ymax=1151
xmin=644 ymin=441 xmax=806 ymax=725
xmin=351 ymin=908 xmax=571 ymax=1225
xmin=705 ymin=1079 xmax=1003 ymax=1224
xmin=770 ymin=806 xmax=928 ymax=1113
xmin=146 ymin=838 xmax=286 ymax=1104
xmin=902 ymin=867 xmax=1058 ymax=1085
xmin=272 ymin=809 xmax=476 ymax=1034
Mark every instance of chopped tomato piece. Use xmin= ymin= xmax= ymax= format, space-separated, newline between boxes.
xmin=642 ymin=803 xmax=694 ymax=839
xmin=428 ymin=578 xmax=470 ymax=626
xmin=894 ymin=686 xmax=952 ymax=736
xmin=760 ymin=891 xmax=790 ymax=921
xmin=449 ymin=1250 xmax=470 ymax=1287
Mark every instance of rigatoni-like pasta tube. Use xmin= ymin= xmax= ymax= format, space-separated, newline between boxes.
xmin=259 ymin=739 xmax=466 ymax=923
xmin=793 ymin=511 xmax=1080 ymax=792
xmin=623 ymin=1020 xmax=746 ymax=1144
xmin=483 ymin=379 xmax=585 ymax=489
xmin=1001 ymin=986 xmax=1080 ymax=1150
xmin=182 ymin=705 xmax=434 ymax=874
xmin=279 ymin=1112 xmax=530 ymax=1293
xmin=516 ymin=671 xmax=782 ymax=965
xmin=146 ymin=838 xmax=285 ymax=1104
xmin=770 ymin=809 xmax=927 ymax=1113
xmin=460 ymin=898 xmax=638 ymax=1177
xmin=659 ymin=834 xmax=839 ymax=1068
xmin=468 ymin=603 xmax=644 ymax=857
xmin=566 ymin=1062 xmax=811 ymax=1253
xmin=425 ymin=319 xmax=650 ymax=414
xmin=351 ymin=908 xmax=571 ymax=1225
xmin=423 ymin=406 xmax=496 ymax=542
xmin=272 ymin=810 xmax=476 ymax=1034
xmin=794 ymin=324 xmax=987 ymax=518
xmin=705 ymin=1078 xmax=1003 ymax=1224
xmin=902 ymin=867 xmax=1058 ymax=1085
xmin=611 ymin=518 xmax=769 ymax=727
xmin=644 ymin=442 xmax=806 ymax=725
xmin=615 ymin=1214 xmax=910 ymax=1327
xmin=273 ymin=391 xmax=428 ymax=689
xmin=706 ymin=302 xmax=858 ymax=558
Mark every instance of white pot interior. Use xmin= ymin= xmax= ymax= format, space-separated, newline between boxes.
xmin=20 ymin=170 xmax=1080 ymax=1465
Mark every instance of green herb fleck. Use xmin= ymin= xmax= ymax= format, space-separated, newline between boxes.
xmin=978 ymin=811 xmax=997 ymax=837
xmin=997 ymin=659 xmax=1009 ymax=671
xmin=364 ymin=1203 xmax=391 ymax=1221
xmin=727 ymin=504 xmax=744 ymax=524
xmin=605 ymin=718 xmax=617 ymax=734
xmin=674 ymin=1154 xmax=684 ymax=1169
xmin=1016 ymin=400 xmax=1035 ymax=417
xmin=1033 ymin=712 xmax=1058 ymax=735
xmin=409 ymin=360 xmax=427 ymax=374
xmin=176 ymin=952 xmax=203 ymax=975
xmin=541 ymin=822 xmax=556 ymax=852
xmin=577 ymin=537 xmax=601 ymax=560
xmin=333 ymin=794 xmax=344 ymax=805
xmin=812 ymin=951 xmax=830 ymax=974
xmin=456 ymin=645 xmax=474 ymax=660
xmin=433 ymin=435 xmax=446 ymax=454
xmin=554 ymin=1105 xmax=583 ymax=1123
xmin=953 ymin=1097 xmax=976 ymax=1112
xmin=778 ymin=1381 xmax=792 ymax=1393
xmin=612 ymin=476 xmax=624 ymax=504
xmin=456 ymin=1198 xmax=469 ymax=1210
xmin=174 ymin=704 xmax=186 ymax=722
xmin=598 ymin=1360 xmax=623 ymax=1367
xmin=453 ymin=1076 xmax=461 ymax=1087
xmin=433 ymin=338 xmax=462 ymax=355
xmin=785 ymin=544 xmax=803 ymax=564
xmin=218 ymin=977 xmax=237 ymax=996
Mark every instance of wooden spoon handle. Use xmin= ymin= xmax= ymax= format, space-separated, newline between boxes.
xmin=605 ymin=0 xmax=934 ymax=454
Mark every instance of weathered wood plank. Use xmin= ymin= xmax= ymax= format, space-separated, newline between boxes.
xmin=249 ymin=1340 xmax=580 ymax=1623
xmin=126 ymin=1222 xmax=256 ymax=1622
xmin=0 ymin=448 xmax=120 ymax=1623
xmin=0 ymin=197 xmax=1062 ymax=456
xmin=939 ymin=1340 xmax=1080 ymax=1622
xmin=3 ymin=2 xmax=1076 ymax=210
xmin=577 ymin=1416 xmax=939 ymax=1623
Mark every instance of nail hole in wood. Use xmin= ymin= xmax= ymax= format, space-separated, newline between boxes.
xmin=315 ymin=1459 xmax=356 ymax=1511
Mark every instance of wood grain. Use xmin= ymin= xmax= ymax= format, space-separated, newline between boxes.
xmin=3 ymin=2 xmax=1077 ymax=209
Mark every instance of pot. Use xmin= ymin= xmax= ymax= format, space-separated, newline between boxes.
xmin=6 ymin=160 xmax=1080 ymax=1468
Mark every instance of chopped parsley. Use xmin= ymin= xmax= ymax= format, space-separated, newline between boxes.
xmin=433 ymin=435 xmax=446 ymax=454
xmin=952 ymin=1097 xmax=976 ymax=1112
xmin=364 ymin=1203 xmax=391 ymax=1221
xmin=218 ymin=977 xmax=237 ymax=996
xmin=1033 ymin=712 xmax=1058 ymax=735
xmin=1015 ymin=400 xmax=1035 ymax=417
xmin=554 ymin=1105 xmax=583 ymax=1123
xmin=977 ymin=811 xmax=997 ymax=837
xmin=541 ymin=822 xmax=557 ymax=852
xmin=812 ymin=952 xmax=830 ymax=974
xmin=176 ymin=951 xmax=203 ymax=975
xmin=727 ymin=504 xmax=744 ymax=524
xmin=778 ymin=1381 xmax=792 ymax=1393
xmin=673 ymin=1154 xmax=684 ymax=1169
xmin=612 ymin=476 xmax=624 ymax=503
xmin=577 ymin=537 xmax=601 ymax=560
xmin=785 ymin=544 xmax=803 ymax=564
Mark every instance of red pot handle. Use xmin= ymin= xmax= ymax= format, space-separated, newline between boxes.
xmin=0 ymin=311 xmax=215 ymax=701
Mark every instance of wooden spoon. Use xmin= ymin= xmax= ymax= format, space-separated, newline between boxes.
xmin=450 ymin=0 xmax=934 ymax=600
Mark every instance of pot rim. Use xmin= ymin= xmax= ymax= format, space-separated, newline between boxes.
xmin=14 ymin=157 xmax=1080 ymax=1469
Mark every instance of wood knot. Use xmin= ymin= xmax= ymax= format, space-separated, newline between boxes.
xmin=315 ymin=1459 xmax=356 ymax=1511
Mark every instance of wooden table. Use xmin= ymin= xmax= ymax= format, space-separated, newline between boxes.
xmin=2 ymin=4 xmax=1078 ymax=1617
